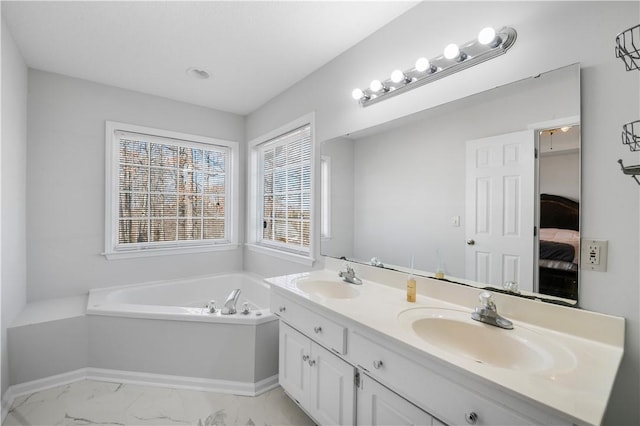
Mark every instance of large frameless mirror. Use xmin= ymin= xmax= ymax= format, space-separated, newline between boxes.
xmin=320 ymin=64 xmax=580 ymax=305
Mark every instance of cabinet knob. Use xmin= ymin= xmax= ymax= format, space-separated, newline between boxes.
xmin=308 ymin=359 xmax=316 ymax=367
xmin=465 ymin=412 xmax=478 ymax=425
xmin=302 ymin=354 xmax=309 ymax=361
xmin=279 ymin=306 xmax=286 ymax=313
xmin=373 ymin=360 xmax=384 ymax=369
xmin=313 ymin=326 xmax=322 ymax=334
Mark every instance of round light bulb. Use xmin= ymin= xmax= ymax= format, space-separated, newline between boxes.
xmin=391 ymin=70 xmax=405 ymax=84
xmin=351 ymin=88 xmax=364 ymax=100
xmin=415 ymin=57 xmax=430 ymax=72
xmin=443 ymin=43 xmax=460 ymax=60
xmin=370 ymin=79 xmax=383 ymax=92
xmin=478 ymin=27 xmax=497 ymax=45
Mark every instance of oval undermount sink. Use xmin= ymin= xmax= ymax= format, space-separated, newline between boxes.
xmin=295 ymin=280 xmax=360 ymax=299
xmin=398 ymin=308 xmax=576 ymax=373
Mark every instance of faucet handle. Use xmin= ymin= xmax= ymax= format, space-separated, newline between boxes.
xmin=503 ymin=280 xmax=520 ymax=294
xmin=478 ymin=291 xmax=496 ymax=310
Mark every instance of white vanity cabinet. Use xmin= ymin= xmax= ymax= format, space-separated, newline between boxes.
xmin=357 ymin=371 xmax=439 ymax=426
xmin=271 ymin=285 xmax=575 ymax=426
xmin=274 ymin=292 xmax=355 ymax=426
xmin=349 ymin=329 xmax=538 ymax=426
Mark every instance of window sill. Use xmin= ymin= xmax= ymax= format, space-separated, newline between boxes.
xmin=103 ymin=243 xmax=240 ymax=260
xmin=245 ymin=243 xmax=315 ymax=266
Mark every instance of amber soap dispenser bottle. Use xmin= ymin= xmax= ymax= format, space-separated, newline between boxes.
xmin=406 ymin=255 xmax=416 ymax=302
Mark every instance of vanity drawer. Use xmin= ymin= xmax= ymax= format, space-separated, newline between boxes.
xmin=271 ymin=291 xmax=346 ymax=354
xmin=349 ymin=330 xmax=536 ymax=426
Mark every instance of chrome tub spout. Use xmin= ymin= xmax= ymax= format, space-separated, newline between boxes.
xmin=223 ymin=288 xmax=241 ymax=314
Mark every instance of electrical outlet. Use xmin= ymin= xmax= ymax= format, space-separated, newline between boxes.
xmin=581 ymin=239 xmax=608 ymax=272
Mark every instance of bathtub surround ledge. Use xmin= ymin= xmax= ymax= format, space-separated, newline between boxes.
xmin=4 ymin=273 xmax=280 ymax=424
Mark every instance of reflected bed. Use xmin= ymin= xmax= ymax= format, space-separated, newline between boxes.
xmin=539 ymin=194 xmax=579 ymax=299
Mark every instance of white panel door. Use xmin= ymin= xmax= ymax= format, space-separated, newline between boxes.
xmin=465 ymin=131 xmax=535 ymax=291
xmin=357 ymin=372 xmax=433 ymax=426
xmin=279 ymin=322 xmax=309 ymax=406
xmin=309 ymin=342 xmax=355 ymax=426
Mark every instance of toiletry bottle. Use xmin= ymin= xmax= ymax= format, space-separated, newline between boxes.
xmin=406 ymin=275 xmax=416 ymax=302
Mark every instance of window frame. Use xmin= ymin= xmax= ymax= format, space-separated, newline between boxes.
xmin=104 ymin=121 xmax=239 ymax=260
xmin=247 ymin=113 xmax=316 ymax=265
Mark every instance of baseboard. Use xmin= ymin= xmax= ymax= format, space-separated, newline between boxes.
xmin=86 ymin=368 xmax=279 ymax=396
xmin=2 ymin=367 xmax=279 ymax=422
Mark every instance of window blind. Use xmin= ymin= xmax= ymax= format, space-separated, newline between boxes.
xmin=259 ymin=124 xmax=312 ymax=253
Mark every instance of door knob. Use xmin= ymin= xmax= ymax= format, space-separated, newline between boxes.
xmin=466 ymin=239 xmax=475 ymax=245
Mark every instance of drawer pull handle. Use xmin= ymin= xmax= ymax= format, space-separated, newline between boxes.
xmin=373 ymin=360 xmax=384 ymax=369
xmin=465 ymin=412 xmax=478 ymax=425
xmin=302 ymin=354 xmax=309 ymax=361
xmin=308 ymin=359 xmax=316 ymax=367
xmin=313 ymin=326 xmax=322 ymax=334
xmin=279 ymin=306 xmax=286 ymax=313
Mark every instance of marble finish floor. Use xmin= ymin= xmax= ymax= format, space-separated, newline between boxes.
xmin=3 ymin=380 xmax=315 ymax=426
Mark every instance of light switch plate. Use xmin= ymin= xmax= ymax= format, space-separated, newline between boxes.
xmin=581 ymin=239 xmax=608 ymax=272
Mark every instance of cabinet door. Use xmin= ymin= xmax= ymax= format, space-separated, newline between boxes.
xmin=279 ymin=322 xmax=309 ymax=406
xmin=309 ymin=342 xmax=355 ymax=426
xmin=357 ymin=372 xmax=433 ymax=426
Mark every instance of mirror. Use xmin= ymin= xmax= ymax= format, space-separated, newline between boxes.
xmin=321 ymin=64 xmax=580 ymax=305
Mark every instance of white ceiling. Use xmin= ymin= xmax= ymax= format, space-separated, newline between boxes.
xmin=2 ymin=1 xmax=419 ymax=115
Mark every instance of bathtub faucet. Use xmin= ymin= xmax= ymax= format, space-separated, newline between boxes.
xmin=222 ymin=289 xmax=242 ymax=315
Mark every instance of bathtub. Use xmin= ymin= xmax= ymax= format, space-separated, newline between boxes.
xmin=85 ymin=273 xmax=279 ymax=395
xmin=87 ymin=272 xmax=274 ymax=324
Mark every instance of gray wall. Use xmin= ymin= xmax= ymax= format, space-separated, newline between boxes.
xmin=246 ymin=2 xmax=640 ymax=424
xmin=26 ymin=70 xmax=246 ymax=301
xmin=1 ymin=16 xmax=28 ymax=397
xmin=539 ymin=152 xmax=580 ymax=201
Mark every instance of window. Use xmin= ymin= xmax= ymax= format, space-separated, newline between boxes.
xmin=105 ymin=122 xmax=238 ymax=259
xmin=320 ymin=155 xmax=331 ymax=239
xmin=247 ymin=114 xmax=315 ymax=264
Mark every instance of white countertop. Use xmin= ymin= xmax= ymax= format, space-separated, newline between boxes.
xmin=267 ymin=266 xmax=624 ymax=426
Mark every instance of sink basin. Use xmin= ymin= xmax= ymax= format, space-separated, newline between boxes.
xmin=398 ymin=308 xmax=576 ymax=372
xmin=295 ymin=280 xmax=360 ymax=299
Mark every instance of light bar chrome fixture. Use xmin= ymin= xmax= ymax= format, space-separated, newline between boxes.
xmin=352 ymin=26 xmax=517 ymax=107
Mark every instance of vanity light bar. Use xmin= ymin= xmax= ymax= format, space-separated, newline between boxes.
xmin=352 ymin=26 xmax=517 ymax=107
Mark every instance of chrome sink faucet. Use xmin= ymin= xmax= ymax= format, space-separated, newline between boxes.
xmin=339 ymin=263 xmax=363 ymax=285
xmin=471 ymin=291 xmax=513 ymax=330
xmin=222 ymin=288 xmax=241 ymax=314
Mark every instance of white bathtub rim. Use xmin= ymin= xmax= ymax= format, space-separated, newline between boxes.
xmin=88 ymin=303 xmax=275 ymax=324
xmin=87 ymin=272 xmax=275 ymax=324
xmin=2 ymin=367 xmax=279 ymax=423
